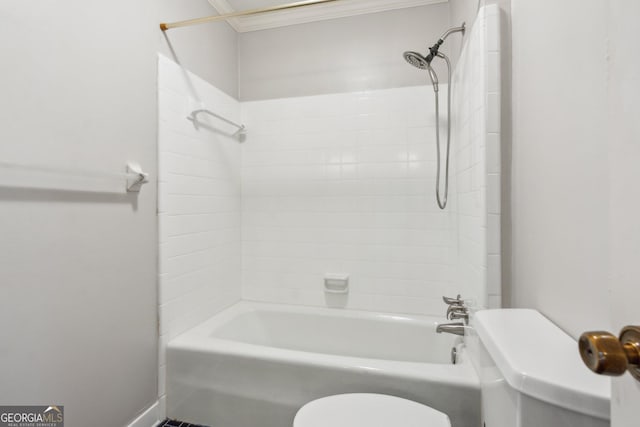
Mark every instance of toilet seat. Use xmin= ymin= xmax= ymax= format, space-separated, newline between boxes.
xmin=293 ymin=393 xmax=451 ymax=427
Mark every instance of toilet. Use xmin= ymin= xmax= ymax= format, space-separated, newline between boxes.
xmin=469 ymin=309 xmax=610 ymax=427
xmin=294 ymin=309 xmax=610 ymax=427
xmin=293 ymin=393 xmax=450 ymax=427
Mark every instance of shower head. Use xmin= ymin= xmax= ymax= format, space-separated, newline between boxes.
xmin=403 ymin=23 xmax=465 ymax=93
xmin=404 ymin=51 xmax=439 ymax=91
xmin=403 ymin=51 xmax=430 ymax=69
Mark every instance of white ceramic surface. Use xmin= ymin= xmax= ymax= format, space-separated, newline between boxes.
xmin=157 ymin=54 xmax=243 ymax=406
xmin=293 ymin=393 xmax=451 ymax=427
xmin=239 ymin=2 xmax=503 ymax=315
xmin=450 ymin=3 xmax=503 ymax=309
xmin=167 ymin=301 xmax=480 ymax=427
xmin=473 ymin=309 xmax=610 ymax=420
xmin=209 ymin=302 xmax=455 ymax=363
xmin=240 ymin=85 xmax=460 ymax=316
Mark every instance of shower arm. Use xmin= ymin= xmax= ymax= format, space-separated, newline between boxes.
xmin=425 ymin=23 xmax=465 ymax=65
xmin=439 ymin=24 xmax=466 ymax=41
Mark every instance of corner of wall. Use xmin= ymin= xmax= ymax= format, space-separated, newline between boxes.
xmin=451 ymin=3 xmax=503 ymax=309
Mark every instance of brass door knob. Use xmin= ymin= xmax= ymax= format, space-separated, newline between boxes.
xmin=579 ymin=326 xmax=640 ymax=382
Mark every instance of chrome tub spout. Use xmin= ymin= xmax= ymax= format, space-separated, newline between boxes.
xmin=436 ymin=322 xmax=466 ymax=336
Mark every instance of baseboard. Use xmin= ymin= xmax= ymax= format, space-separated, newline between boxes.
xmin=126 ymin=400 xmax=160 ymax=427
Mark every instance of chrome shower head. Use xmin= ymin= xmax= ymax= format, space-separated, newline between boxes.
xmin=403 ymin=23 xmax=465 ymax=93
xmin=403 ymin=51 xmax=430 ymax=70
xmin=404 ymin=51 xmax=439 ymax=91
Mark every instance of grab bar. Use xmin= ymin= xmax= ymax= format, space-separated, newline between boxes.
xmin=187 ymin=109 xmax=246 ymax=135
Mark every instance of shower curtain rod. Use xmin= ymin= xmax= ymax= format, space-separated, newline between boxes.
xmin=160 ymin=0 xmax=340 ymax=31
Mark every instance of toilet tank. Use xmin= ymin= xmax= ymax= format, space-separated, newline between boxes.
xmin=466 ymin=309 xmax=611 ymax=427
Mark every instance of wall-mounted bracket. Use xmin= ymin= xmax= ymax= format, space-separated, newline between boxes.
xmin=126 ymin=162 xmax=149 ymax=192
xmin=324 ymin=273 xmax=349 ymax=294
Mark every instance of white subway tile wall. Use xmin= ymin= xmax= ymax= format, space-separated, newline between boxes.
xmin=451 ymin=4 xmax=502 ymax=308
xmin=157 ymin=10 xmax=501 ymax=324
xmin=241 ymin=87 xmax=459 ymax=315
xmin=240 ymin=5 xmax=501 ymax=314
xmin=484 ymin=4 xmax=502 ymax=308
xmin=157 ymin=54 xmax=242 ymax=405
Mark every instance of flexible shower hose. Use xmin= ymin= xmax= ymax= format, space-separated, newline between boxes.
xmin=432 ymin=53 xmax=452 ymax=210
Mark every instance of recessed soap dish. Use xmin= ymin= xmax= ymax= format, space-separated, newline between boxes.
xmin=324 ymin=274 xmax=349 ymax=294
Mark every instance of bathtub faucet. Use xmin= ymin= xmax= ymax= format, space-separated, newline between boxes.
xmin=442 ymin=294 xmax=469 ymax=324
xmin=436 ymin=322 xmax=466 ymax=336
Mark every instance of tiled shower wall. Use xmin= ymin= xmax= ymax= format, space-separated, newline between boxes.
xmin=451 ymin=4 xmax=502 ymax=309
xmin=241 ymin=88 xmax=459 ymax=316
xmin=156 ymin=4 xmax=501 ymax=331
xmin=240 ymin=5 xmax=501 ymax=314
xmin=157 ymin=54 xmax=242 ymax=405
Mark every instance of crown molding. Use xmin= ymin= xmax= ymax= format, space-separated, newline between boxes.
xmin=208 ymin=0 xmax=447 ymax=33
xmin=207 ymin=0 xmax=243 ymax=32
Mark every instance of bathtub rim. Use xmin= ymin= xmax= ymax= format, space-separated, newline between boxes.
xmin=167 ymin=300 xmax=480 ymax=388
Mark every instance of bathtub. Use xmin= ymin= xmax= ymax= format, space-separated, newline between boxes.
xmin=166 ymin=302 xmax=480 ymax=427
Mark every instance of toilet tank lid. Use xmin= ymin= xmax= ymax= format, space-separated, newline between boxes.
xmin=474 ymin=309 xmax=610 ymax=420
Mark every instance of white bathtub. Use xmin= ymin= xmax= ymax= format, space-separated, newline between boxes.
xmin=166 ymin=302 xmax=480 ymax=427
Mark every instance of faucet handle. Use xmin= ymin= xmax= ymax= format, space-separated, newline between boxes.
xmin=446 ymin=304 xmax=469 ymax=319
xmin=443 ymin=294 xmax=463 ymax=305
xmin=449 ymin=310 xmax=470 ymax=323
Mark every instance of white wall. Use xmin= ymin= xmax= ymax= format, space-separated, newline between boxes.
xmin=158 ymin=54 xmax=242 ymax=410
xmin=159 ymin=0 xmax=239 ymax=98
xmin=447 ymin=0 xmax=479 ymax=64
xmin=448 ymin=0 xmax=480 ymax=29
xmin=238 ymin=4 xmax=451 ymax=101
xmin=241 ymin=87 xmax=458 ymax=315
xmin=450 ymin=0 xmax=512 ymax=306
xmin=451 ymin=4 xmax=502 ymax=309
xmin=510 ymin=0 xmax=610 ymax=338
xmin=448 ymin=0 xmax=509 ymax=50
xmin=0 ymin=1 xmax=158 ymax=426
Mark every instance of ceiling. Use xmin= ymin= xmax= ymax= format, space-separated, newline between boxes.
xmin=207 ymin=0 xmax=448 ymax=32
